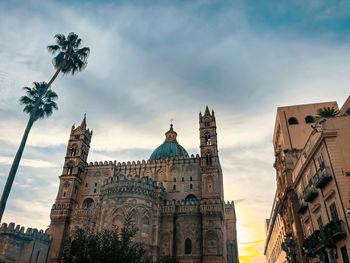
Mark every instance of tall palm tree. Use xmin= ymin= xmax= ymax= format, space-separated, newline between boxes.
xmin=0 ymin=32 xmax=89 ymax=222
xmin=47 ymin=32 xmax=90 ymax=86
xmin=317 ymin=106 xmax=339 ymax=118
xmin=0 ymin=82 xmax=58 ymax=221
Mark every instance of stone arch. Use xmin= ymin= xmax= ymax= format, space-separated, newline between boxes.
xmin=185 ymin=238 xmax=192 ymax=254
xmin=82 ymin=198 xmax=94 ymax=209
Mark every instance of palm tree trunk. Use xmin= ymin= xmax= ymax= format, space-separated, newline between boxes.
xmin=0 ymin=116 xmax=35 ymax=222
xmin=47 ymin=67 xmax=61 ymax=87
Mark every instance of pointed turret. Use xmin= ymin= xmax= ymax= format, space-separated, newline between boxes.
xmin=80 ymin=113 xmax=87 ymax=130
xmin=204 ymin=105 xmax=210 ymax=116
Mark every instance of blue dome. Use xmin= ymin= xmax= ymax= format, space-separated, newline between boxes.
xmin=150 ymin=141 xmax=189 ymax=161
xmin=149 ymin=124 xmax=189 ymax=161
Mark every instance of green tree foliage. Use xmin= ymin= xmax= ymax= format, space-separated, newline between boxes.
xmin=317 ymin=106 xmax=339 ymax=118
xmin=63 ymin=216 xmax=151 ymax=263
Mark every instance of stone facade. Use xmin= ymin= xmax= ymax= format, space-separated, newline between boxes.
xmin=0 ymin=222 xmax=51 ymax=263
xmin=265 ymin=97 xmax=350 ymax=263
xmin=47 ymin=107 xmax=239 ymax=263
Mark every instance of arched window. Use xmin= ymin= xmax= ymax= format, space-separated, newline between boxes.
xmin=173 ymin=185 xmax=176 ymax=191
xmin=205 ymin=132 xmax=211 ymax=145
xmin=185 ymin=194 xmax=198 ymax=202
xmin=173 ymin=178 xmax=176 ymax=182
xmin=190 ymin=176 xmax=192 ymax=181
xmin=70 ymin=148 xmax=77 ymax=157
xmin=288 ymin=117 xmax=299 ymax=125
xmin=185 ymin=238 xmax=192 ymax=254
xmin=190 ymin=184 xmax=193 ymax=189
xmin=67 ymin=165 xmax=73 ymax=175
xmin=206 ymin=153 xmax=212 ymax=166
xmin=305 ymin=115 xmax=315 ymax=123
xmin=82 ymin=198 xmax=94 ymax=209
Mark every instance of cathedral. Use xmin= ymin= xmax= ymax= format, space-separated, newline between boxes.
xmin=47 ymin=107 xmax=239 ymax=263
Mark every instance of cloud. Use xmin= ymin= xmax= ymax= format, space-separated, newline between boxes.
xmin=0 ymin=156 xmax=58 ymax=168
xmin=0 ymin=1 xmax=350 ymax=262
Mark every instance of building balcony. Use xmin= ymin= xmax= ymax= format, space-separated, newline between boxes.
xmin=294 ymin=196 xmax=308 ymax=214
xmin=313 ymin=167 xmax=332 ymax=189
xmin=302 ymin=220 xmax=347 ymax=257
xmin=303 ymin=185 xmax=318 ymax=202
xmin=302 ymin=230 xmax=321 ymax=257
xmin=320 ymin=220 xmax=347 ymax=244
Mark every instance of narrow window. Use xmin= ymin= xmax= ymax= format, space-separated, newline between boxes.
xmin=94 ymin=188 xmax=96 ymax=193
xmin=173 ymin=178 xmax=176 ymax=182
xmin=317 ymin=216 xmax=323 ymax=229
xmin=317 ymin=155 xmax=325 ymax=170
xmin=95 ymin=182 xmax=97 ymax=187
xmin=182 ymin=177 xmax=184 ymax=182
xmin=85 ymin=183 xmax=88 ymax=187
xmin=77 ymin=168 xmax=82 ymax=177
xmin=185 ymin=238 xmax=192 ymax=254
xmin=190 ymin=184 xmax=193 ymax=190
xmin=305 ymin=115 xmax=315 ymax=123
xmin=205 ymin=122 xmax=210 ymax=127
xmin=205 ymin=132 xmax=211 ymax=145
xmin=330 ymin=203 xmax=339 ymax=221
xmin=173 ymin=185 xmax=176 ymax=191
xmin=35 ymin=250 xmax=41 ymax=263
xmin=70 ymin=148 xmax=77 ymax=157
xmin=67 ymin=165 xmax=73 ymax=175
xmin=341 ymin=246 xmax=349 ymax=263
xmin=190 ymin=176 xmax=192 ymax=181
xmin=288 ymin=117 xmax=299 ymax=125
xmin=206 ymin=153 xmax=212 ymax=166
xmin=63 ymin=192 xmax=66 ymax=197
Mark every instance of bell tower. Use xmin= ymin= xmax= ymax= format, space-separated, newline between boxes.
xmin=48 ymin=115 xmax=92 ymax=263
xmin=199 ymin=106 xmax=223 ymax=200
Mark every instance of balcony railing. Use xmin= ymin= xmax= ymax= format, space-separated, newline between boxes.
xmin=313 ymin=167 xmax=332 ymax=189
xmin=294 ymin=196 xmax=308 ymax=214
xmin=302 ymin=220 xmax=347 ymax=257
xmin=303 ymin=185 xmax=318 ymax=202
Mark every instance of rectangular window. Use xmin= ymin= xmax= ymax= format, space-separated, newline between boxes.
xmin=85 ymin=183 xmax=88 ymax=187
xmin=317 ymin=216 xmax=323 ymax=229
xmin=94 ymin=189 xmax=96 ymax=193
xmin=182 ymin=177 xmax=184 ymax=182
xmin=95 ymin=182 xmax=97 ymax=187
xmin=173 ymin=178 xmax=176 ymax=182
xmin=330 ymin=202 xmax=339 ymax=221
xmin=317 ymin=154 xmax=325 ymax=170
xmin=341 ymin=246 xmax=349 ymax=263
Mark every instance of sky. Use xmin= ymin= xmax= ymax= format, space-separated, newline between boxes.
xmin=0 ymin=0 xmax=350 ymax=262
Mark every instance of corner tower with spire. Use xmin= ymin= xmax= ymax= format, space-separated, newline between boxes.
xmin=48 ymin=115 xmax=92 ymax=262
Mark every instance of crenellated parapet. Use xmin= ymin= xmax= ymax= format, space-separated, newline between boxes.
xmin=0 ymin=222 xmax=51 ymax=243
xmin=161 ymin=199 xmax=200 ymax=216
xmin=87 ymin=155 xmax=201 ymax=168
xmin=200 ymin=199 xmax=225 ymax=217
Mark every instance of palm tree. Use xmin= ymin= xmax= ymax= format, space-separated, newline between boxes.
xmin=46 ymin=32 xmax=90 ymax=86
xmin=0 ymin=32 xmax=89 ymax=222
xmin=0 ymin=82 xmax=58 ymax=221
xmin=317 ymin=106 xmax=339 ymax=118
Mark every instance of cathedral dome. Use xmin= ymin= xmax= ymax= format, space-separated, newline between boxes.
xmin=149 ymin=124 xmax=189 ymax=161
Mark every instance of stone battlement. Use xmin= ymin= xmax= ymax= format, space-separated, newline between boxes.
xmin=0 ymin=222 xmax=51 ymax=243
xmin=87 ymin=154 xmax=201 ymax=169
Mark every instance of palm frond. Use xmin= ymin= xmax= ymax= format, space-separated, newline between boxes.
xmin=47 ymin=45 xmax=60 ymax=54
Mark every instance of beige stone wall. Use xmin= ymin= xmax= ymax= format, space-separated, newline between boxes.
xmin=0 ymin=222 xmax=50 ymax=263
xmin=292 ymin=114 xmax=350 ymax=262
